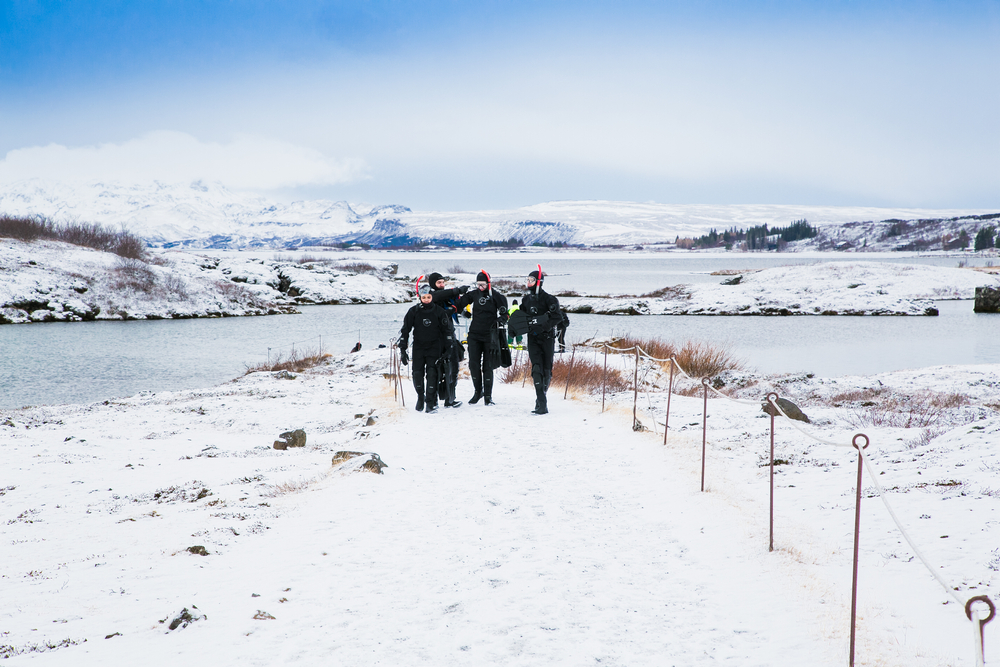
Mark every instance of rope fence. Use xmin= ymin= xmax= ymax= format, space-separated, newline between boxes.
xmin=580 ymin=340 xmax=995 ymax=666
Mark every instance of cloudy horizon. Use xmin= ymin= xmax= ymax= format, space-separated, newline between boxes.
xmin=2 ymin=1 xmax=998 ymax=211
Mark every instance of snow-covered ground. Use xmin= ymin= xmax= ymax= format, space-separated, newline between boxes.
xmin=0 ymin=240 xmax=409 ymax=324
xmin=1 ymin=347 xmax=997 ymax=665
xmin=566 ymin=261 xmax=1000 ymax=316
xmin=2 ymin=178 xmax=996 ymax=248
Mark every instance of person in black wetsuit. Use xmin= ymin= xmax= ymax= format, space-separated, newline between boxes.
xmin=519 ymin=269 xmax=561 ymax=415
xmin=398 ymin=284 xmax=455 ymax=413
xmin=426 ymin=272 xmax=468 ymax=408
xmin=457 ymin=271 xmax=508 ymax=405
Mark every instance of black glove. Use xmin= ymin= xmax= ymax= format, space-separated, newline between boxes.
xmin=399 ymin=349 xmax=409 ymax=366
xmin=462 ymin=309 xmax=471 ymax=319
xmin=458 ymin=285 xmax=470 ymax=294
xmin=457 ymin=341 xmax=465 ymax=361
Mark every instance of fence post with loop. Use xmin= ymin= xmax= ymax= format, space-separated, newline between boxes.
xmin=849 ymin=433 xmax=870 ymax=667
xmin=701 ymin=377 xmax=710 ymax=492
xmin=663 ymin=358 xmax=674 ymax=446
xmin=632 ymin=347 xmax=640 ymax=430
xmin=564 ymin=346 xmax=576 ymax=400
xmin=966 ymin=595 xmax=996 ymax=667
xmin=601 ymin=344 xmax=608 ymax=413
xmin=767 ymin=391 xmax=778 ymax=552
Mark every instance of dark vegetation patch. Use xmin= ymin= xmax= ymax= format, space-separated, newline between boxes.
xmin=0 ymin=214 xmax=146 ymax=259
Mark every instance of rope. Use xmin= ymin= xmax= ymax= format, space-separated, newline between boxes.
xmin=857 ymin=447 xmax=966 ymax=606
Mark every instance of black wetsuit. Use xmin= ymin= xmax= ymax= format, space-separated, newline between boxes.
xmin=399 ymin=301 xmax=454 ymax=409
xmin=457 ymin=287 xmax=509 ymax=402
xmin=519 ymin=287 xmax=561 ymax=413
xmin=429 ymin=280 xmax=464 ymax=405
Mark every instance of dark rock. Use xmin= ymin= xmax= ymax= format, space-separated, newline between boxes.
xmin=332 ymin=450 xmax=366 ymax=465
xmin=187 ymin=545 xmax=209 ymax=556
xmin=974 ymin=286 xmax=1000 ymax=313
xmin=331 ymin=451 xmax=387 ymax=474
xmin=762 ymin=397 xmax=810 ymax=423
xmin=273 ymin=429 xmax=306 ymax=450
xmin=721 ymin=275 xmax=742 ymax=285
xmin=166 ymin=606 xmax=206 ymax=631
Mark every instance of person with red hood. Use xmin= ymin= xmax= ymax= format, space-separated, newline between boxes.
xmin=456 ymin=270 xmax=508 ymax=405
xmin=518 ymin=268 xmax=561 ymax=415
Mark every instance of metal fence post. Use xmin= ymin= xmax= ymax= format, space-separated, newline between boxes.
xmin=663 ymin=359 xmax=674 ymax=446
xmin=601 ymin=344 xmax=608 ymax=413
xmin=767 ymin=392 xmax=778 ymax=552
xmin=632 ymin=348 xmax=640 ymax=429
xmin=701 ymin=377 xmax=710 ymax=492
xmin=850 ymin=433 xmax=870 ymax=667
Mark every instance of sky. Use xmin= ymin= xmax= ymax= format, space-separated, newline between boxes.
xmin=1 ymin=1 xmax=999 ymax=211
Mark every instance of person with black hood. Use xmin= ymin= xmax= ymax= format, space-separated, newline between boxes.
xmin=457 ymin=270 xmax=508 ymax=405
xmin=519 ymin=268 xmax=561 ymax=414
xmin=398 ymin=280 xmax=456 ymax=413
xmin=426 ymin=272 xmax=468 ymax=407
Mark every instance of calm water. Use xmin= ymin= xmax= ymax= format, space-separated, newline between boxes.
xmin=2 ymin=251 xmax=998 ymax=409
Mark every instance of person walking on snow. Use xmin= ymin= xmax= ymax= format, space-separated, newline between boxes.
xmin=398 ymin=281 xmax=455 ymax=413
xmin=426 ymin=272 xmax=468 ymax=408
xmin=457 ymin=270 xmax=508 ymax=405
xmin=519 ymin=269 xmax=561 ymax=415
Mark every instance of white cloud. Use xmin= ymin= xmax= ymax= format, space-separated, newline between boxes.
xmin=0 ymin=131 xmax=369 ymax=190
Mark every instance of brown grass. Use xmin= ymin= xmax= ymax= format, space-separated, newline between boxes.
xmin=244 ymin=347 xmax=331 ymax=374
xmin=842 ymin=390 xmax=971 ymax=429
xmin=500 ymin=353 xmax=632 ymax=394
xmin=337 ymin=261 xmax=381 ymax=275
xmin=605 ymin=336 xmax=745 ymax=377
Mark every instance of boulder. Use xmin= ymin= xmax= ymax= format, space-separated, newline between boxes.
xmin=273 ymin=429 xmax=306 ymax=450
xmin=974 ymin=286 xmax=1000 ymax=313
xmin=331 ymin=451 xmax=387 ymax=474
xmin=761 ymin=397 xmax=810 ymax=423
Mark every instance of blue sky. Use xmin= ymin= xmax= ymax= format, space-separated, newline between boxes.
xmin=1 ymin=1 xmax=998 ymax=210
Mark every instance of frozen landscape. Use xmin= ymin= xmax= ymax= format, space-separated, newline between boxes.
xmin=565 ymin=262 xmax=1000 ymax=316
xmin=4 ymin=236 xmax=1000 ymax=326
xmin=1 ymin=179 xmax=997 ymax=249
xmin=0 ymin=239 xmax=408 ymax=324
xmin=1 ymin=346 xmax=997 ymax=665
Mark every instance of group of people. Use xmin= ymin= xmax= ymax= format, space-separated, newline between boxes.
xmin=397 ymin=268 xmax=567 ymax=415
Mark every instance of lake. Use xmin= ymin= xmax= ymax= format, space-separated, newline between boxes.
xmin=2 ymin=251 xmax=997 ymax=409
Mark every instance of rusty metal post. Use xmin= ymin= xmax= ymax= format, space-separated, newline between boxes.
xmin=965 ymin=595 xmax=995 ymax=665
xmin=601 ymin=344 xmax=608 ymax=413
xmin=767 ymin=392 xmax=778 ymax=552
xmin=632 ymin=348 xmax=640 ymax=429
xmin=849 ymin=433 xmax=870 ymax=667
xmin=563 ymin=346 xmax=576 ymax=400
xmin=663 ymin=359 xmax=674 ymax=446
xmin=701 ymin=378 xmax=710 ymax=492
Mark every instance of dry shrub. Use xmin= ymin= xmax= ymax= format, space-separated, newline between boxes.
xmin=640 ymin=285 xmax=691 ymax=299
xmin=112 ymin=257 xmax=157 ymax=293
xmin=845 ymin=390 xmax=971 ymax=429
xmin=500 ymin=353 xmax=631 ymax=394
xmin=606 ymin=336 xmax=744 ymax=377
xmin=1 ymin=215 xmax=146 ymax=259
xmin=337 ymin=261 xmax=380 ymax=275
xmin=296 ymin=255 xmax=331 ymax=265
xmin=447 ymin=264 xmax=467 ymax=274
xmin=490 ymin=278 xmax=521 ymax=294
xmin=244 ymin=347 xmax=331 ymax=374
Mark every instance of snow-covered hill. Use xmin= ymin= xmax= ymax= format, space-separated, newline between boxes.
xmin=2 ymin=179 xmax=997 ymax=250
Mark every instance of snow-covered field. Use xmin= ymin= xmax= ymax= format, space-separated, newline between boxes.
xmin=0 ymin=240 xmax=409 ymax=324
xmin=1 ymin=348 xmax=997 ymax=665
xmin=2 ymin=178 xmax=996 ymax=248
xmin=566 ymin=262 xmax=1000 ymax=316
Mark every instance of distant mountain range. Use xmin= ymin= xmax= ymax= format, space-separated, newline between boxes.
xmin=1 ymin=179 xmax=997 ymax=251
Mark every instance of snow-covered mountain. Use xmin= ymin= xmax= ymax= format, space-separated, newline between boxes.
xmin=1 ymin=179 xmax=996 ymax=249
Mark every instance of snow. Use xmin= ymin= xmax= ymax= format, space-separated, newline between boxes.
xmin=0 ymin=240 xmax=410 ymax=324
xmin=1 ymin=346 xmax=997 ymax=665
xmin=3 ymin=178 xmax=996 ymax=248
xmin=565 ymin=261 xmax=1000 ymax=316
